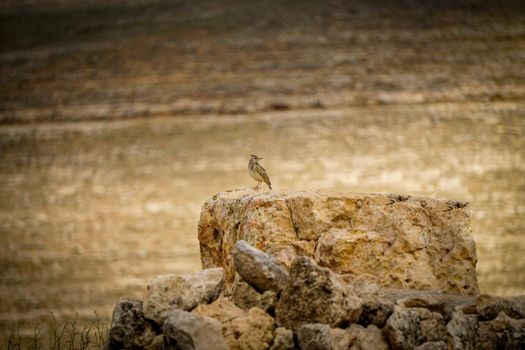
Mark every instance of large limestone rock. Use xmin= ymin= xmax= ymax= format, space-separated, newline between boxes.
xmin=275 ymin=256 xmax=362 ymax=331
xmin=143 ymin=268 xmax=224 ymax=324
xmin=198 ymin=189 xmax=479 ymax=294
xmin=107 ymin=298 xmax=156 ymax=350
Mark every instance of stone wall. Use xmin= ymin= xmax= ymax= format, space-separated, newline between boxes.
xmin=108 ymin=240 xmax=524 ymax=349
xmin=106 ymin=190 xmax=525 ymax=349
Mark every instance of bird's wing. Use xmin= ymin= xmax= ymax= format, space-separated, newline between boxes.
xmin=257 ymin=164 xmax=272 ymax=188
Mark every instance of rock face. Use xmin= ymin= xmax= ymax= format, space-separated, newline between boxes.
xmin=198 ymin=189 xmax=479 ymax=294
xmin=276 ymin=256 xmax=362 ymax=330
xmin=107 ymin=298 xmax=156 ymax=350
xmin=143 ymin=268 xmax=224 ymax=324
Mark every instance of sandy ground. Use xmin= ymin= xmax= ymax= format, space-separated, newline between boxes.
xmin=1 ymin=0 xmax=524 ymax=340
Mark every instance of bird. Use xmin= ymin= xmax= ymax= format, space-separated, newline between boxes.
xmin=248 ymin=155 xmax=272 ymax=190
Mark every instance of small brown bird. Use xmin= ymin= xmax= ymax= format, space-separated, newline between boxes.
xmin=248 ymin=155 xmax=272 ymax=190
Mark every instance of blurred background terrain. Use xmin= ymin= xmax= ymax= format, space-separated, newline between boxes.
xmin=1 ymin=0 xmax=524 ymax=340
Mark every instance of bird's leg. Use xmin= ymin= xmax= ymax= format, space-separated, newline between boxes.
xmin=254 ymin=182 xmax=261 ymax=190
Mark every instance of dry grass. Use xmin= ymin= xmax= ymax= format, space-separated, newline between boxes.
xmin=4 ymin=313 xmax=108 ymax=350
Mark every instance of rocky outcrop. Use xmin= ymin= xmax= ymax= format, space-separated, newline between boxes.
xmin=107 ymin=191 xmax=525 ymax=350
xmin=198 ymin=189 xmax=479 ymax=295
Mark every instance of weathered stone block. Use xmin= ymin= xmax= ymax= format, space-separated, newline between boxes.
xmin=198 ymin=190 xmax=478 ymax=294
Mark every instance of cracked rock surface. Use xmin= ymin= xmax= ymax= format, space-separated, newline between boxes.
xmin=198 ymin=189 xmax=479 ymax=294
